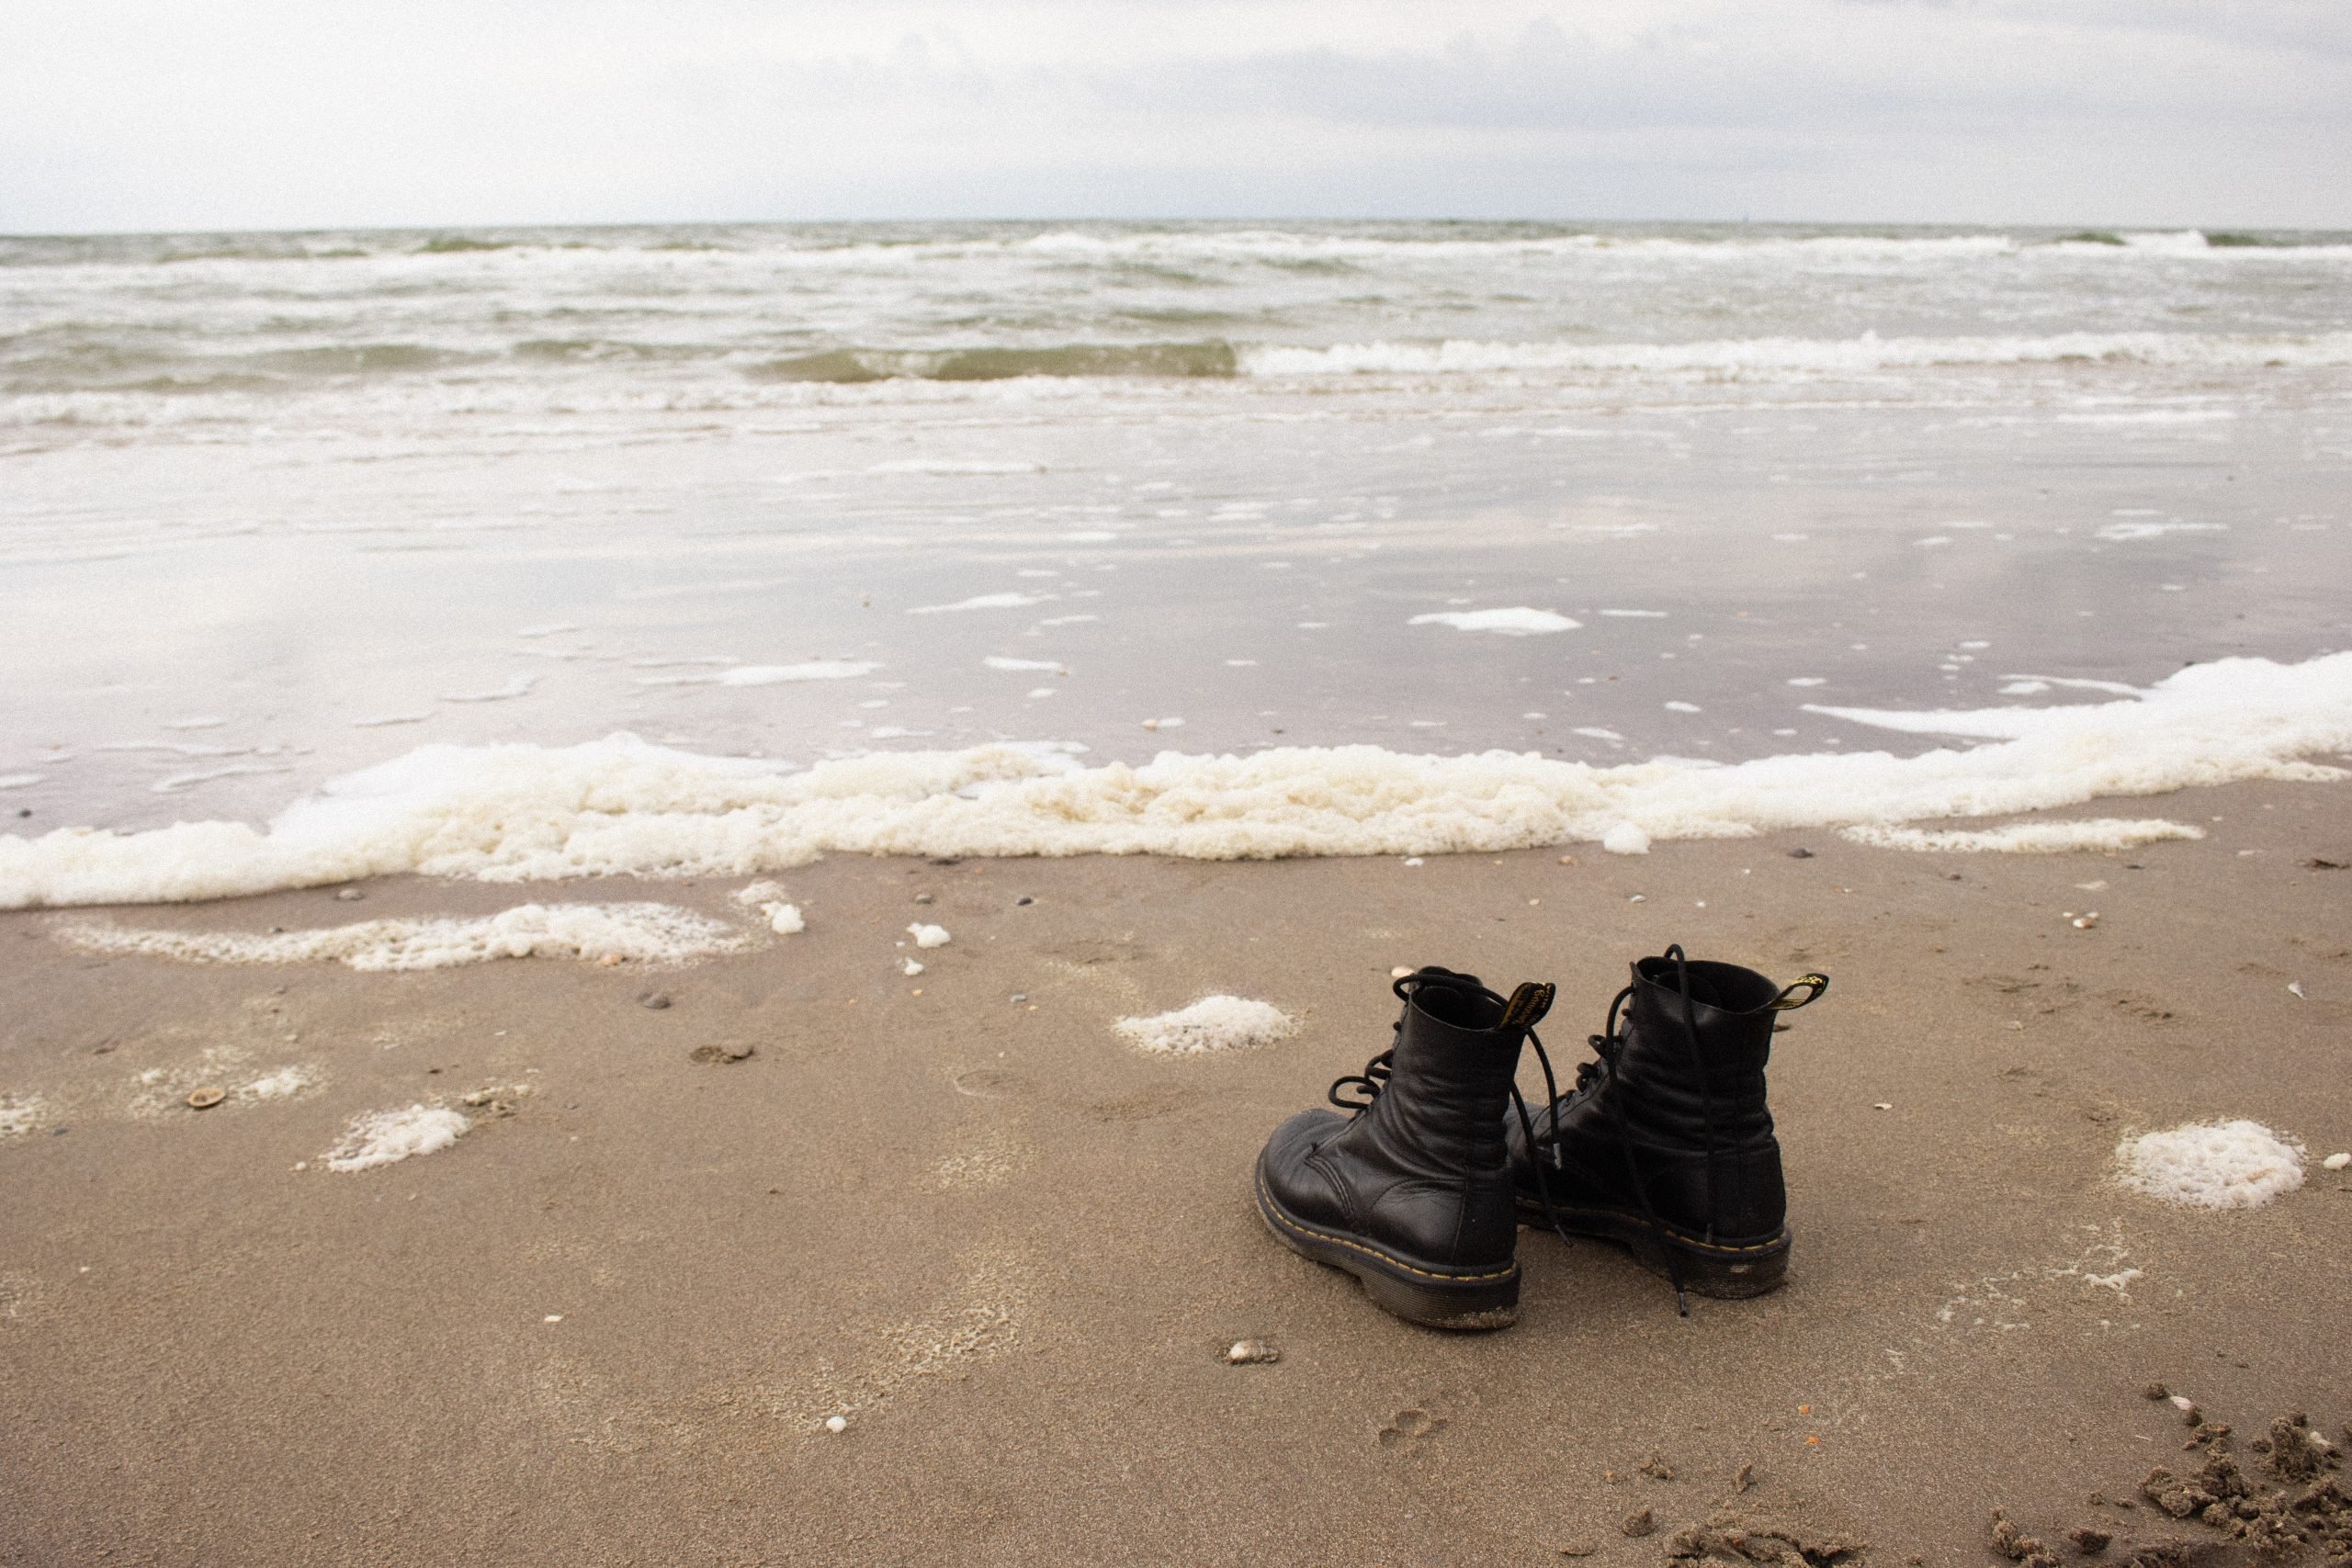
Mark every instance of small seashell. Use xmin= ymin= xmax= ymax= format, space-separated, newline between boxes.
xmin=186 ymin=1087 xmax=225 ymax=1110
xmin=1391 ymin=966 xmax=1414 ymax=979
xmin=824 ymin=1415 xmax=849 ymax=1433
xmin=2287 ymin=982 xmax=2306 ymax=998
xmin=1402 ymin=857 xmax=1424 ymax=867
xmin=1226 ymin=1339 xmax=1280 ymax=1364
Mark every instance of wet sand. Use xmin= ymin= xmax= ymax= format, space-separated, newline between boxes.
xmin=2 ymin=778 xmax=2347 ymax=1566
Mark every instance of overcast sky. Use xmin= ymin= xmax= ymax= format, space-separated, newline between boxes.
xmin=5 ymin=0 xmax=2348 ymax=234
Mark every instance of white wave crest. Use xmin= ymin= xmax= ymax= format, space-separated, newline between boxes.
xmin=3 ymin=653 xmax=2346 ymax=908
xmin=1240 ymin=331 xmax=2352 ymax=379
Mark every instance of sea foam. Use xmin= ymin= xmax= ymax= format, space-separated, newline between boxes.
xmin=54 ymin=902 xmax=754 ymax=969
xmin=2118 ymin=1121 xmax=2305 ymax=1209
xmin=3 ymin=653 xmax=2346 ymax=908
xmin=1114 ymin=997 xmax=1297 ymax=1055
xmin=325 ymin=1105 xmax=470 ymax=1172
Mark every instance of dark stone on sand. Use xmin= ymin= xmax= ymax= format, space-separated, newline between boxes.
xmin=1992 ymin=1509 xmax=2045 ymax=1561
xmin=1788 ymin=847 xmax=1815 ymax=859
xmin=1014 ymin=895 xmax=1034 ymax=906
xmin=689 ymin=1044 xmax=754 ymax=1065
xmin=2069 ymin=1527 xmax=2112 ymax=1553
xmin=639 ymin=992 xmax=672 ymax=1010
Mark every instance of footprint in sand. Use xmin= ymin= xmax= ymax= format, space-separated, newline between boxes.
xmin=1377 ymin=1407 xmax=1449 ymax=1450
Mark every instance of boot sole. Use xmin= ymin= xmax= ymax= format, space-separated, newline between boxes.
xmin=1255 ymin=1169 xmax=1520 ymax=1330
xmin=1514 ymin=1193 xmax=1790 ymax=1299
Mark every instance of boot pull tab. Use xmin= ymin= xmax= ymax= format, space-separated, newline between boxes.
xmin=1769 ymin=973 xmax=1829 ymax=1010
xmin=1500 ymin=981 xmax=1555 ymax=1032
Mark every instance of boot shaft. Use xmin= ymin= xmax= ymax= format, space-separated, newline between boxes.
xmin=1614 ymin=955 xmax=1784 ymax=1145
xmin=1363 ymin=970 xmax=1535 ymax=1174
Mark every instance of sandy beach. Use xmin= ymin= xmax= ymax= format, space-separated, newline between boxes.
xmin=4 ymin=777 xmax=2346 ymax=1565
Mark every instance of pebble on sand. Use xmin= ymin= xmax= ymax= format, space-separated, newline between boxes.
xmin=1226 ymin=1339 xmax=1280 ymax=1365
xmin=824 ymin=1416 xmax=849 ymax=1434
xmin=187 ymin=1087 xmax=225 ymax=1110
xmin=2324 ymin=1152 xmax=2351 ymax=1171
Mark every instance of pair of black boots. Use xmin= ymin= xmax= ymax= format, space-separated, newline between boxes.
xmin=1254 ymin=946 xmax=1827 ymax=1328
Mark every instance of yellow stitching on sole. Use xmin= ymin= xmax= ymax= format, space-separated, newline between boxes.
xmin=1257 ymin=1172 xmax=1518 ymax=1284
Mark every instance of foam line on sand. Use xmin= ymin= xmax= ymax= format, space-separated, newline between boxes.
xmin=4 ymin=653 xmax=2347 ymax=908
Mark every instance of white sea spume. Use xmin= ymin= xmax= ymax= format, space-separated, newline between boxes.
xmin=1114 ymin=997 xmax=1297 ymax=1055
xmin=1841 ymin=819 xmax=2204 ymax=853
xmin=53 ymin=902 xmax=752 ymax=970
xmin=325 ymin=1105 xmax=471 ymax=1172
xmin=2118 ymin=1121 xmax=2305 ymax=1209
xmin=3 ymin=653 xmax=2347 ymax=909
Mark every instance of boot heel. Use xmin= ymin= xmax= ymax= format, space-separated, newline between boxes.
xmin=1358 ymin=1265 xmax=1520 ymax=1331
xmin=1623 ymin=1226 xmax=1790 ymax=1300
xmin=1257 ymin=1173 xmax=1520 ymax=1330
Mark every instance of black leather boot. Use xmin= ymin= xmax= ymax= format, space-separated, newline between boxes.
xmin=1507 ymin=945 xmax=1826 ymax=1307
xmin=1255 ymin=967 xmax=1554 ymax=1330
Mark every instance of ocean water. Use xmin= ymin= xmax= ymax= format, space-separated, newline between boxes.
xmin=3 ymin=220 xmax=2348 ymax=901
